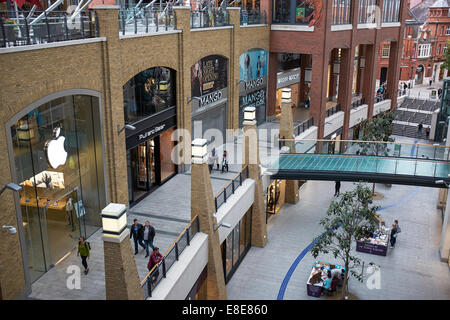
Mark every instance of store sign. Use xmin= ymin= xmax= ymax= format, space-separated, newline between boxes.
xmin=126 ymin=116 xmax=176 ymax=150
xmin=138 ymin=124 xmax=166 ymax=141
xmin=45 ymin=127 xmax=68 ymax=169
xmin=191 ymin=55 xmax=228 ymax=114
xmin=239 ymin=49 xmax=268 ymax=126
xmin=276 ymin=68 xmax=301 ymax=89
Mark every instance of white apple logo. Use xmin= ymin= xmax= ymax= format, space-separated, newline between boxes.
xmin=45 ymin=127 xmax=68 ymax=169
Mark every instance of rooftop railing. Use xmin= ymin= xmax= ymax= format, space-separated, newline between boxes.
xmin=140 ymin=215 xmax=200 ymax=299
xmin=190 ymin=7 xmax=230 ymax=29
xmin=0 ymin=10 xmax=98 ymax=48
xmin=240 ymin=9 xmax=266 ymax=25
xmin=118 ymin=7 xmax=176 ymax=35
xmin=214 ymin=165 xmax=249 ymax=212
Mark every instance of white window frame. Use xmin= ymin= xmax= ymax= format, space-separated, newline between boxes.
xmin=382 ymin=44 xmax=390 ymax=58
xmin=418 ymin=44 xmax=431 ymax=58
xmin=446 ymin=26 xmax=450 ymax=35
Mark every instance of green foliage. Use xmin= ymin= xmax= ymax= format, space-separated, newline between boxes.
xmin=359 ymin=111 xmax=396 ymax=157
xmin=442 ymin=40 xmax=450 ymax=72
xmin=310 ymin=183 xmax=380 ymax=292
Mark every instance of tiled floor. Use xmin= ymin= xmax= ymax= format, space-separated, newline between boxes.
xmin=226 ymin=179 xmax=450 ymax=300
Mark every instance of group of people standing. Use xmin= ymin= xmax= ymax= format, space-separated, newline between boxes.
xmin=376 ymin=82 xmax=387 ymax=102
xmin=208 ymin=146 xmax=229 ymax=173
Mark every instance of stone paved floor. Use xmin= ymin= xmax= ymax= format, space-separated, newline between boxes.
xmin=226 ymin=177 xmax=450 ymax=300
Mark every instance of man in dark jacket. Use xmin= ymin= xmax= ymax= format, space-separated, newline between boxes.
xmin=334 ymin=181 xmax=341 ymax=197
xmin=130 ymin=218 xmax=146 ymax=255
xmin=143 ymin=220 xmax=156 ymax=258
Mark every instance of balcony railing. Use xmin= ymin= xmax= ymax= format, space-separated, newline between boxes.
xmin=294 ymin=117 xmax=315 ymax=136
xmin=240 ymin=9 xmax=267 ymax=25
xmin=190 ymin=7 xmax=230 ymax=29
xmin=141 ymin=215 xmax=200 ymax=299
xmin=351 ymin=97 xmax=366 ymax=109
xmin=382 ymin=0 xmax=401 ymax=23
xmin=326 ymin=103 xmax=342 ymax=118
xmin=214 ymin=166 xmax=249 ymax=212
xmin=0 ymin=10 xmax=98 ymax=48
xmin=118 ymin=7 xmax=176 ymax=35
xmin=332 ymin=0 xmax=352 ymax=25
xmin=358 ymin=0 xmax=377 ymax=24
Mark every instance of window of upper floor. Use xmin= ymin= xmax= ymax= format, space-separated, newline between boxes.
xmin=382 ymin=0 xmax=401 ymax=23
xmin=418 ymin=44 xmax=432 ymax=58
xmin=382 ymin=44 xmax=390 ymax=58
xmin=446 ymin=26 xmax=450 ymax=36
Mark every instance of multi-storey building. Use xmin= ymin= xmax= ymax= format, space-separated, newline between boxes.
xmin=0 ymin=0 xmax=408 ymax=299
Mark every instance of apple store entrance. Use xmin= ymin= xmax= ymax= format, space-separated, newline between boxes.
xmin=8 ymin=94 xmax=106 ymax=283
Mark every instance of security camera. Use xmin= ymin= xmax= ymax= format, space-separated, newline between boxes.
xmin=2 ymin=225 xmax=17 ymax=235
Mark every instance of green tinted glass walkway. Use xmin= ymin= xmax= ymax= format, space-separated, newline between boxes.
xmin=269 ymin=154 xmax=450 ymax=187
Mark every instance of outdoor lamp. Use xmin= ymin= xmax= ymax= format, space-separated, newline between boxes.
xmin=101 ymin=203 xmax=128 ymax=237
xmin=359 ymin=57 xmax=366 ymax=68
xmin=243 ymin=106 xmax=257 ymax=125
xmin=281 ymin=88 xmax=292 ymax=104
xmin=0 ymin=182 xmax=22 ymax=196
xmin=191 ymin=138 xmax=208 ymax=164
xmin=118 ymin=124 xmax=136 ymax=134
xmin=305 ymin=68 xmax=312 ymax=83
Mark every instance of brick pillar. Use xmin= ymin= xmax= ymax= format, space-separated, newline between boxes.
xmin=279 ymin=101 xmax=299 ymax=204
xmin=387 ymin=41 xmax=400 ymax=110
xmin=267 ymin=52 xmax=278 ymax=119
xmin=311 ymin=52 xmax=329 ymax=140
xmin=260 ymin=0 xmax=271 ymax=25
xmin=329 ymin=49 xmax=339 ymax=99
xmin=103 ymin=235 xmax=144 ymax=300
xmin=242 ymin=123 xmax=268 ymax=248
xmin=228 ymin=7 xmax=240 ymax=130
xmin=191 ymin=157 xmax=227 ymax=300
xmin=338 ymin=47 xmax=355 ymax=141
xmin=299 ymin=55 xmax=309 ymax=103
xmin=94 ymin=5 xmax=128 ymax=204
xmin=440 ymin=189 xmax=450 ymax=262
xmin=362 ymin=44 xmax=377 ymax=119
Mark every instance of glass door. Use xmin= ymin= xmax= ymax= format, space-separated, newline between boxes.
xmin=41 ymin=189 xmax=81 ymax=269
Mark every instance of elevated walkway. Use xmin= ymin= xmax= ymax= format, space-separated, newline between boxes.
xmin=269 ymin=140 xmax=450 ymax=188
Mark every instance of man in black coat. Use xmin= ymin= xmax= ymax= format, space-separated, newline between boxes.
xmin=143 ymin=220 xmax=156 ymax=258
xmin=130 ymin=218 xmax=146 ymax=255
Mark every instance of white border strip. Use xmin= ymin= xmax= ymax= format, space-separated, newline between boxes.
xmin=271 ymin=24 xmax=314 ymax=32
xmin=191 ymin=25 xmax=234 ymax=32
xmin=0 ymin=37 xmax=106 ymax=54
xmin=240 ymin=24 xmax=268 ymax=28
xmin=119 ymin=30 xmax=181 ymax=39
xmin=357 ymin=23 xmax=377 ymax=29
xmin=331 ymin=24 xmax=353 ymax=31
xmin=382 ymin=22 xmax=401 ymax=28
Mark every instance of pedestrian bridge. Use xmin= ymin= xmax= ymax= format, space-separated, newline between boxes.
xmin=268 ymin=140 xmax=450 ymax=188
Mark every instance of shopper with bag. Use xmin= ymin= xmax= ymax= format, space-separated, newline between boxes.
xmin=147 ymin=247 xmax=163 ymax=283
xmin=77 ymin=236 xmax=90 ymax=275
xmin=390 ymin=223 xmax=399 ymax=248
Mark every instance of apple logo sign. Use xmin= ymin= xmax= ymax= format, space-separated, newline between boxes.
xmin=45 ymin=127 xmax=68 ymax=169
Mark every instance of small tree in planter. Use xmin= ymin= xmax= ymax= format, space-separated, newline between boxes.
xmin=310 ymin=183 xmax=380 ymax=300
xmin=358 ymin=110 xmax=396 ymax=197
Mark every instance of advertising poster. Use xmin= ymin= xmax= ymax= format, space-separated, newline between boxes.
xmin=191 ymin=55 xmax=228 ymax=114
xmin=239 ymin=49 xmax=268 ymax=126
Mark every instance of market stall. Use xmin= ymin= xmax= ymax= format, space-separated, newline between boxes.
xmin=356 ymin=225 xmax=390 ymax=257
xmin=306 ymin=261 xmax=346 ymax=298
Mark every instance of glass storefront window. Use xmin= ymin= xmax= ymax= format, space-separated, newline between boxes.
xmin=273 ymin=0 xmax=291 ymax=23
xmin=159 ymin=128 xmax=176 ymax=183
xmin=332 ymin=0 xmax=352 ymax=25
xmin=123 ymin=67 xmax=176 ymax=124
xmin=11 ymin=95 xmax=105 ymax=282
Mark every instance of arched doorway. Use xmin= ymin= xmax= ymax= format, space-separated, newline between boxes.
xmin=6 ymin=91 xmax=106 ymax=283
xmin=416 ymin=64 xmax=425 ymax=85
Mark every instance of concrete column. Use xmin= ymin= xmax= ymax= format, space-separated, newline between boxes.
xmin=102 ymin=204 xmax=143 ymax=300
xmin=279 ymin=99 xmax=299 ymax=204
xmin=191 ymin=140 xmax=226 ymax=300
xmin=94 ymin=5 xmax=128 ymax=204
xmin=440 ymin=189 xmax=450 ymax=263
xmin=242 ymin=121 xmax=268 ymax=248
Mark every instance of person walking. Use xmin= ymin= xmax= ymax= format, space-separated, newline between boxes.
xmin=221 ymin=150 xmax=229 ymax=173
xmin=211 ymin=146 xmax=219 ymax=170
xmin=77 ymin=236 xmax=90 ymax=275
xmin=143 ymin=220 xmax=156 ymax=258
xmin=147 ymin=247 xmax=163 ymax=283
xmin=334 ymin=181 xmax=341 ymax=197
xmin=130 ymin=218 xmax=146 ymax=255
xmin=418 ymin=122 xmax=423 ymax=138
xmin=390 ymin=223 xmax=398 ymax=248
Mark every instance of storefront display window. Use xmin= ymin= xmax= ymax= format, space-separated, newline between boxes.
xmin=222 ymin=208 xmax=252 ymax=283
xmin=123 ymin=67 xmax=176 ymax=124
xmin=266 ymin=180 xmax=286 ymax=214
xmin=10 ymin=94 xmax=106 ymax=283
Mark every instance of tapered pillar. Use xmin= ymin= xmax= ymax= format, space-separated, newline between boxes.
xmin=102 ymin=203 xmax=143 ymax=300
xmin=440 ymin=188 xmax=450 ymax=262
xmin=191 ymin=139 xmax=227 ymax=300
xmin=279 ymin=89 xmax=299 ymax=204
xmin=242 ymin=107 xmax=268 ymax=248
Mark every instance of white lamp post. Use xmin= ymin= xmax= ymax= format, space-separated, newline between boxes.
xmin=101 ymin=203 xmax=128 ymax=238
xmin=281 ymin=88 xmax=292 ymax=104
xmin=243 ymin=106 xmax=257 ymax=126
xmin=359 ymin=57 xmax=366 ymax=69
xmin=191 ymin=138 xmax=208 ymax=164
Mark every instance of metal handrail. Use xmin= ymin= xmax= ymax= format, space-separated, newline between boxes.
xmin=214 ymin=166 xmax=249 ymax=212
